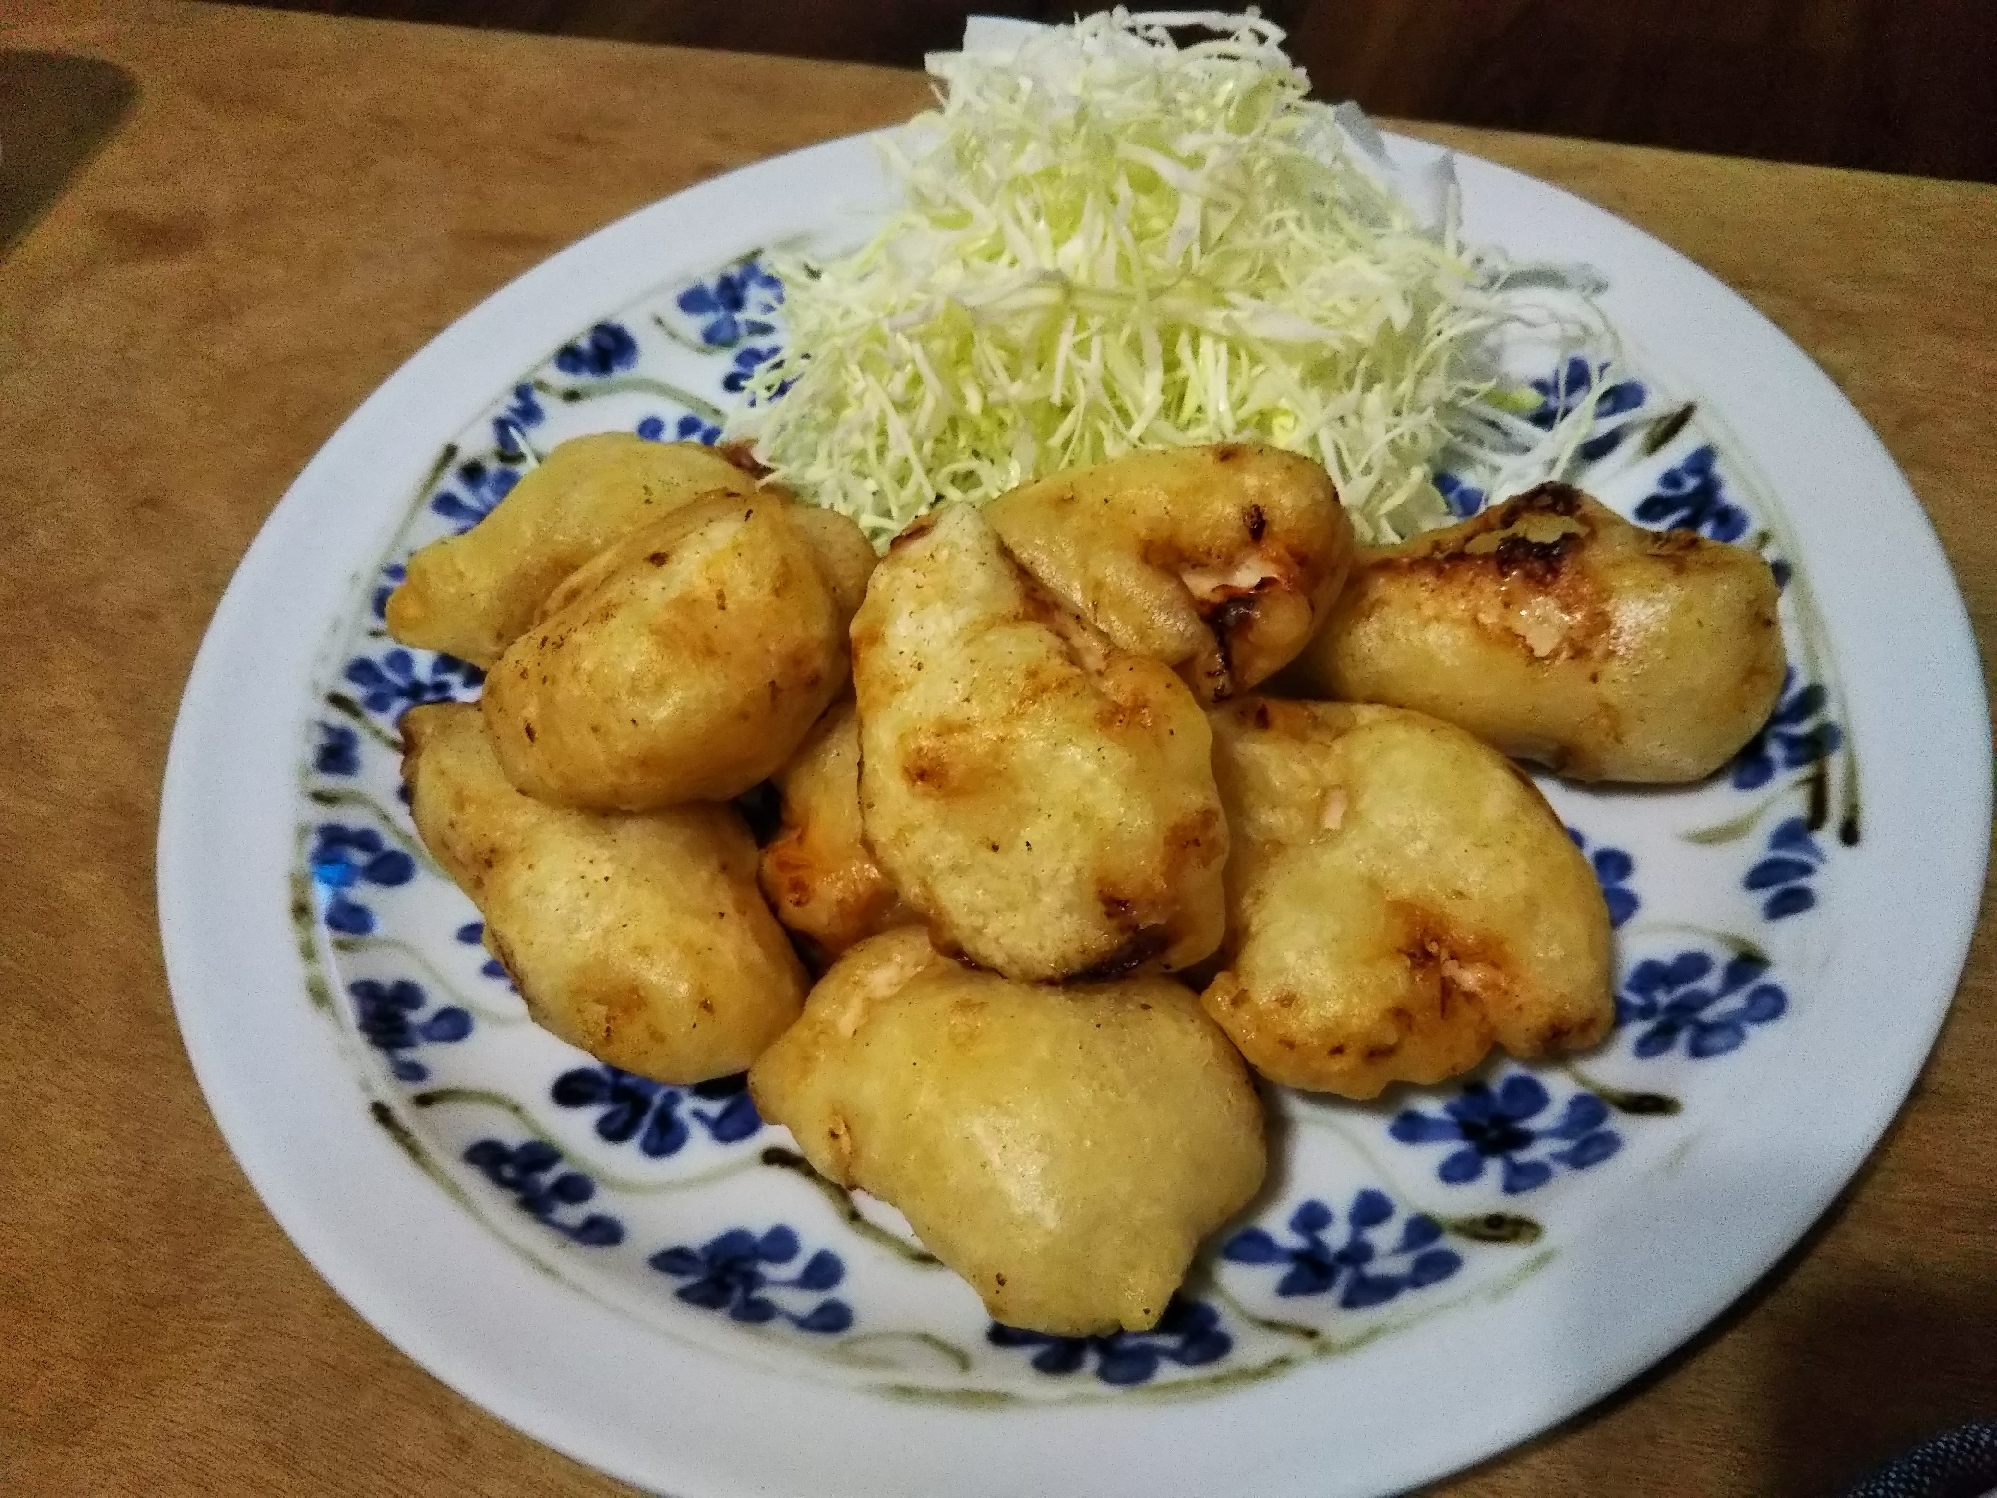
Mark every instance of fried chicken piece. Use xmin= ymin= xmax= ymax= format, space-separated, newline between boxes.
xmin=852 ymin=504 xmax=1226 ymax=981
xmin=385 ymin=435 xmax=757 ymax=667
xmin=402 ymin=702 xmax=805 ymax=1083
xmin=758 ymin=698 xmax=910 ymax=957
xmin=482 ymin=494 xmax=872 ymax=809
xmin=1202 ymin=697 xmax=1613 ymax=1099
xmin=749 ymin=927 xmax=1265 ymax=1336
xmin=987 ymin=443 xmax=1354 ymax=703
xmin=1284 ymin=482 xmax=1784 ymax=782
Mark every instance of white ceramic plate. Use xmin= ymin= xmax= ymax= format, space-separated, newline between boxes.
xmin=159 ymin=130 xmax=1988 ymax=1497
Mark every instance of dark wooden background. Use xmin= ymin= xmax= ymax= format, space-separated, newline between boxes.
xmin=228 ymin=0 xmax=1996 ymax=183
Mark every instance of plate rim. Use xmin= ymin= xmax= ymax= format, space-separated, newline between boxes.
xmin=158 ymin=126 xmax=1992 ymax=1498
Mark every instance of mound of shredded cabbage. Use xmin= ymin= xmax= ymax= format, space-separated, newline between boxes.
xmin=726 ymin=9 xmax=1614 ymax=547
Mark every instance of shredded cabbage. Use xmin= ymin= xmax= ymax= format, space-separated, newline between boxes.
xmin=726 ymin=9 xmax=1614 ymax=547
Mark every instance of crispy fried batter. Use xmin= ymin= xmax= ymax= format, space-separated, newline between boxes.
xmin=402 ymin=702 xmax=805 ymax=1083
xmin=1202 ymin=697 xmax=1613 ymax=1098
xmin=852 ymin=504 xmax=1226 ymax=981
xmin=481 ymin=494 xmax=871 ymax=809
xmin=1284 ymin=483 xmax=1784 ymax=782
xmin=987 ymin=443 xmax=1354 ymax=703
xmin=385 ymin=435 xmax=758 ymax=666
xmin=749 ymin=927 xmax=1265 ymax=1336
xmin=758 ymin=698 xmax=910 ymax=956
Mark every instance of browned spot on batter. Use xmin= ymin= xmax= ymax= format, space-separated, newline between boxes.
xmin=595 ymin=983 xmax=660 ymax=1046
xmin=1397 ymin=927 xmax=1442 ymax=975
xmin=1201 ymin=591 xmax=1264 ymax=691
xmin=715 ymin=439 xmax=772 ymax=477
xmin=1533 ymin=1020 xmax=1576 ymax=1051
xmin=1244 ymin=503 xmax=1267 ymax=542
xmin=1490 ymin=528 xmax=1584 ymax=581
xmin=1640 ymin=526 xmax=1707 ymax=560
xmin=1252 ymin=702 xmax=1273 ymax=731
xmin=647 ymin=550 xmax=670 ymax=566
xmin=1072 ymin=926 xmax=1171 ymax=981
xmin=901 ymin=727 xmax=979 ymax=795
xmin=823 ymin=1109 xmax=855 ymax=1175
xmin=522 ymin=722 xmax=536 ymax=743
xmin=1164 ymin=807 xmax=1221 ymax=856
xmin=1214 ymin=443 xmax=1246 ymax=463
xmin=889 ymin=513 xmax=939 ymax=551
xmin=1359 ymin=482 xmax=1620 ymax=664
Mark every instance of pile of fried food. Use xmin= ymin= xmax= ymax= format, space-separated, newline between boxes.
xmin=387 ymin=433 xmax=1783 ymax=1337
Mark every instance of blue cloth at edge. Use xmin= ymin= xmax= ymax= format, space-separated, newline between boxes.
xmin=1844 ymin=1421 xmax=1997 ymax=1498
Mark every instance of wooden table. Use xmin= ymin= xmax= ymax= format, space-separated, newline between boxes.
xmin=4 ymin=3 xmax=1993 ymax=1493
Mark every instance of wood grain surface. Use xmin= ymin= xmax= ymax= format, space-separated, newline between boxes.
xmin=231 ymin=0 xmax=1997 ymax=183
xmin=1 ymin=3 xmax=1992 ymax=1494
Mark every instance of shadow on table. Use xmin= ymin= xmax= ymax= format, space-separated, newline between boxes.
xmin=1 ymin=52 xmax=139 ymax=258
xmin=1432 ymin=1112 xmax=1997 ymax=1497
xmin=1762 ymin=1268 xmax=1997 ymax=1496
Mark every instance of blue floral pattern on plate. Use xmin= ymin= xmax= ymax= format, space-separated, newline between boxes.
xmin=638 ymin=412 xmax=720 ymax=445
xmin=1223 ymin=1191 xmax=1461 ymax=1306
xmin=1732 ymin=668 xmax=1844 ymax=791
xmin=349 ymin=979 xmax=471 ymax=1081
xmin=1527 ymin=356 xmax=1646 ymax=461
xmin=555 ymin=322 xmax=640 ymax=379
xmin=1636 ymin=444 xmax=1748 ymax=542
xmin=649 ymin=1226 xmax=852 ymax=1332
xmin=676 ymin=259 xmax=783 ymax=347
xmin=313 ymin=722 xmax=360 ymax=776
xmin=1745 ymin=816 xmax=1827 ymax=919
xmin=552 ymin=1065 xmax=763 ymax=1156
xmin=1433 ymin=470 xmax=1487 ymax=518
xmin=288 ymin=238 xmax=1856 ymax=1396
xmin=1569 ymin=827 xmax=1639 ymax=929
xmin=988 ymin=1297 xmax=1230 ymax=1385
xmin=1618 ymin=951 xmax=1787 ymax=1059
xmin=1389 ymin=1075 xmax=1621 ymax=1195
xmin=309 ymin=823 xmax=414 ymax=935
xmin=342 ymin=647 xmax=483 ymax=722
xmin=433 ymin=455 xmax=524 ymax=532
xmin=491 ymin=386 xmax=546 ymax=465
xmin=464 ymin=1139 xmax=624 ymax=1246
xmin=451 ymin=920 xmax=512 ymax=983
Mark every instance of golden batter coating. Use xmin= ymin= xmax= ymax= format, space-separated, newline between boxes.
xmin=1284 ymin=482 xmax=1785 ymax=783
xmin=482 ymin=494 xmax=871 ymax=809
xmin=758 ymin=698 xmax=910 ymax=957
xmin=851 ymin=504 xmax=1227 ymax=982
xmin=401 ymin=703 xmax=805 ymax=1084
xmin=1202 ymin=697 xmax=1614 ymax=1099
xmin=749 ymin=928 xmax=1266 ymax=1336
xmin=987 ymin=443 xmax=1354 ymax=703
xmin=385 ymin=435 xmax=757 ymax=667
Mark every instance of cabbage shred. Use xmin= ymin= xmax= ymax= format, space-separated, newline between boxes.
xmin=727 ymin=10 xmax=1613 ymax=548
